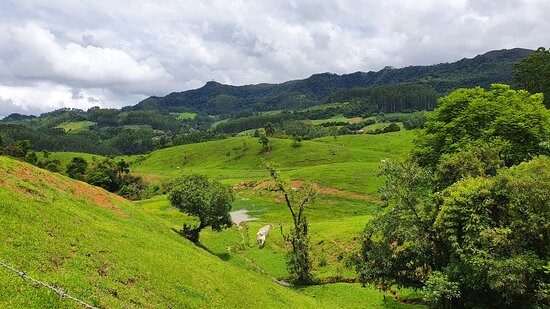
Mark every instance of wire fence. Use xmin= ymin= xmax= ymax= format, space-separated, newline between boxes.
xmin=0 ymin=260 xmax=98 ymax=309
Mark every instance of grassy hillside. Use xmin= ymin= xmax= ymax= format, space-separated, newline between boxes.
xmin=56 ymin=121 xmax=96 ymax=133
xmin=36 ymin=151 xmax=107 ymax=170
xmin=0 ymin=157 xmax=317 ymax=308
xmin=126 ymin=131 xmax=418 ymax=288
xmin=0 ymin=156 xmax=423 ymax=308
xmin=129 ymin=131 xmax=416 ymax=195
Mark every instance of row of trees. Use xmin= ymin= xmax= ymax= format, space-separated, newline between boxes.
xmin=327 ymin=83 xmax=440 ymax=112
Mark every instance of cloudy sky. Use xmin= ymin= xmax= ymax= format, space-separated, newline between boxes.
xmin=0 ymin=0 xmax=549 ymax=116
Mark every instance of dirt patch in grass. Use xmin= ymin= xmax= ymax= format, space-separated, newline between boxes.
xmin=2 ymin=160 xmax=128 ymax=217
xmin=316 ymin=186 xmax=382 ymax=204
xmin=232 ymin=180 xmax=257 ymax=190
xmin=13 ymin=163 xmax=38 ymax=182
xmin=253 ymin=180 xmax=272 ymax=190
xmin=73 ymin=182 xmax=128 ymax=217
xmin=238 ymin=178 xmax=382 ymax=204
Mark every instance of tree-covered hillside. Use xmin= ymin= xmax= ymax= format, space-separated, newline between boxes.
xmin=133 ymin=48 xmax=532 ymax=114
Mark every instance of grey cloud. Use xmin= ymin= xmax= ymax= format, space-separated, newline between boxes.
xmin=0 ymin=0 xmax=549 ymax=115
xmin=0 ymin=98 xmax=45 ymax=118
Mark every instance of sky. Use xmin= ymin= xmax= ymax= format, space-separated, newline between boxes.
xmin=0 ymin=0 xmax=549 ymax=117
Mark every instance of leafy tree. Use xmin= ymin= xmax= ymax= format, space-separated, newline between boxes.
xmin=86 ymin=160 xmax=119 ymax=192
xmin=265 ymin=163 xmax=315 ymax=284
xmin=354 ymin=159 xmax=436 ymax=293
xmin=356 ymin=157 xmax=550 ymax=307
xmin=66 ymin=157 xmax=88 ymax=180
xmin=15 ymin=140 xmax=31 ymax=157
xmin=258 ymin=134 xmax=270 ymax=153
xmin=118 ymin=175 xmax=147 ymax=201
xmin=168 ymin=175 xmax=234 ymax=243
xmin=44 ymin=159 xmax=61 ymax=173
xmin=402 ymin=112 xmax=427 ymax=130
xmin=435 ymin=141 xmax=504 ymax=189
xmin=515 ymin=47 xmax=550 ymax=107
xmin=265 ymin=122 xmax=276 ymax=137
xmin=0 ymin=135 xmax=3 ymax=147
xmin=24 ymin=151 xmax=37 ymax=165
xmin=433 ymin=157 xmax=549 ymax=307
xmin=413 ymin=84 xmax=550 ymax=167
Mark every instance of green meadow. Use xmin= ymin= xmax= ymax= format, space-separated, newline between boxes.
xmin=56 ymin=121 xmax=96 ymax=133
xmin=0 ymin=150 xmax=424 ymax=308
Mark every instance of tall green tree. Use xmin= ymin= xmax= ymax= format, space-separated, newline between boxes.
xmin=515 ymin=47 xmax=550 ymax=107
xmin=265 ymin=122 xmax=276 ymax=137
xmin=168 ymin=175 xmax=234 ymax=243
xmin=413 ymin=84 xmax=549 ymax=167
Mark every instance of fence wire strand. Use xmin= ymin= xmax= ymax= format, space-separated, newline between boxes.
xmin=0 ymin=260 xmax=98 ymax=309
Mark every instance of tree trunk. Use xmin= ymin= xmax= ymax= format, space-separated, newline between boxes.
xmin=182 ymin=221 xmax=205 ymax=243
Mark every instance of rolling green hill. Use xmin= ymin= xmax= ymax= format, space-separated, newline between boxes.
xmin=56 ymin=121 xmax=97 ymax=133
xmin=0 ymin=156 xmax=316 ymax=308
xmin=0 ymin=155 xmax=423 ymax=308
xmin=129 ymin=131 xmax=415 ymax=195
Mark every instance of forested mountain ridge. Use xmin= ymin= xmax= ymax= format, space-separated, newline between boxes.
xmin=133 ymin=48 xmax=533 ymax=114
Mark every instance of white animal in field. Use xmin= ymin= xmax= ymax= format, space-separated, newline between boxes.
xmin=257 ymin=224 xmax=274 ymax=248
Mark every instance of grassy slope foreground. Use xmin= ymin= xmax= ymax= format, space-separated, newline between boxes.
xmin=0 ymin=157 xmax=320 ymax=308
xmin=0 ymin=157 xmax=422 ymax=308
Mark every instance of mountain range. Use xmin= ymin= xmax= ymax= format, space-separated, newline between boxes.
xmin=132 ymin=48 xmax=533 ymax=114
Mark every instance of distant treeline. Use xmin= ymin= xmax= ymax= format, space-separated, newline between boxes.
xmin=326 ymin=83 xmax=439 ymax=112
xmin=0 ymin=108 xmax=218 ymax=155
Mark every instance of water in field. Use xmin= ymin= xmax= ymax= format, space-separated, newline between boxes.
xmin=230 ymin=209 xmax=258 ymax=225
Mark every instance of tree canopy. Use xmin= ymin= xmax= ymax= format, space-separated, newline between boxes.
xmin=356 ymin=84 xmax=550 ymax=307
xmin=413 ymin=84 xmax=549 ymax=167
xmin=168 ymin=175 xmax=234 ymax=243
xmin=515 ymin=47 xmax=550 ymax=108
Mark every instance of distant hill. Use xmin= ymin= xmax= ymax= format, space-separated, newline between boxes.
xmin=133 ymin=48 xmax=533 ymax=114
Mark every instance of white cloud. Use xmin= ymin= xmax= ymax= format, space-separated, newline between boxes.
xmin=0 ymin=0 xmax=549 ymax=115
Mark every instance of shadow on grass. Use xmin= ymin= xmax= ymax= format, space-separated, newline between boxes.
xmin=171 ymin=227 xmax=232 ymax=261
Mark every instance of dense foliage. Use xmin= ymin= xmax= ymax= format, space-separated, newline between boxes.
xmin=515 ymin=47 xmax=550 ymax=108
xmin=413 ymin=84 xmax=550 ymax=167
xmin=355 ymin=84 xmax=550 ymax=307
xmin=0 ymin=108 xmax=217 ymax=155
xmin=327 ymin=83 xmax=439 ymax=112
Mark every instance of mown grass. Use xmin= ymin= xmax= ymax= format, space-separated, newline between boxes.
xmin=56 ymin=121 xmax=96 ymax=133
xmin=306 ymin=114 xmax=364 ymax=125
xmin=177 ymin=112 xmax=197 ymax=119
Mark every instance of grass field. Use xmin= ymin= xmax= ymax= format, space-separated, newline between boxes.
xmin=129 ymin=131 xmax=415 ymax=195
xmin=303 ymin=102 xmax=349 ymax=111
xmin=36 ymin=151 xmax=107 ymax=170
xmin=56 ymin=121 xmax=96 ymax=133
xmin=306 ymin=114 xmax=364 ymax=125
xmin=124 ymin=130 xmax=419 ymax=298
xmin=362 ymin=122 xmax=405 ymax=132
xmin=177 ymin=112 xmax=197 ymax=119
xmin=0 ymin=156 xmax=424 ymax=308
